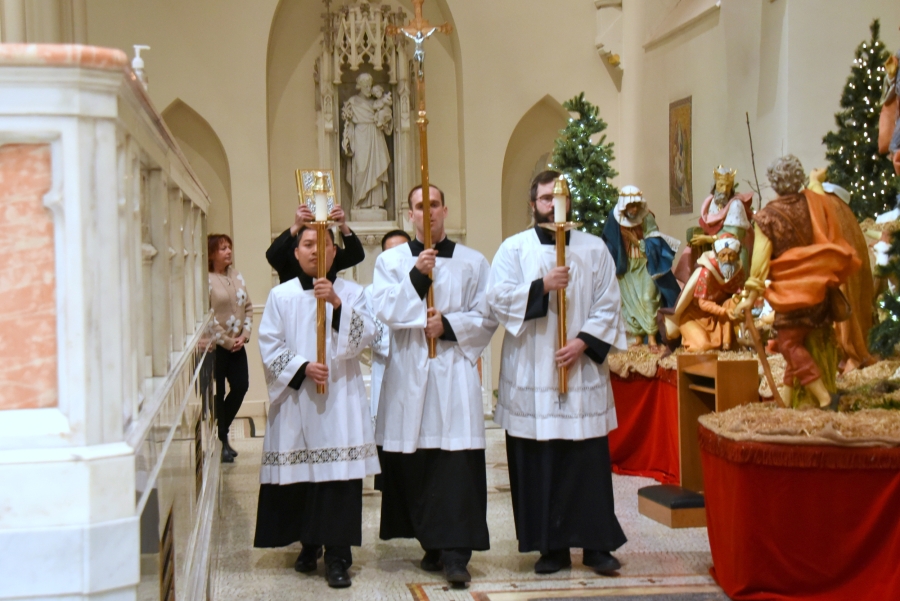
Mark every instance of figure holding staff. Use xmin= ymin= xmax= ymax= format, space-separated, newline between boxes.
xmin=254 ymin=207 xmax=378 ymax=588
xmin=371 ymin=184 xmax=497 ymax=585
xmin=488 ymin=170 xmax=628 ymax=576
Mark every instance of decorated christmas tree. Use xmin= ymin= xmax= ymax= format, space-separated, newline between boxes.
xmin=551 ymin=93 xmax=618 ymax=236
xmin=823 ymin=19 xmax=900 ymax=220
xmin=870 ymin=228 xmax=900 ymax=358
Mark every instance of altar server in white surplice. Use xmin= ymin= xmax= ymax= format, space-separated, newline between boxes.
xmin=253 ymin=226 xmax=377 ymax=590
xmin=487 ymin=170 xmax=628 ymax=577
xmin=371 ymin=185 xmax=497 ymax=586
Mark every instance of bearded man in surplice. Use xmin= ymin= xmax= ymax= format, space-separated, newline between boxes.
xmin=371 ymin=185 xmax=497 ymax=586
xmin=254 ymin=226 xmax=378 ymax=589
xmin=487 ymin=170 xmax=628 ymax=576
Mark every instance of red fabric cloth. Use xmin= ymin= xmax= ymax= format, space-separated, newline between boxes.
xmin=609 ymin=368 xmax=679 ymax=484
xmin=699 ymin=424 xmax=900 ymax=601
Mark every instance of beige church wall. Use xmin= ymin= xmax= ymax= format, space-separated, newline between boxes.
xmin=451 ymin=1 xmax=620 ymax=261
xmin=0 ymin=0 xmax=88 ymax=43
xmin=162 ymin=99 xmax=234 ymax=238
xmin=617 ymin=0 xmax=900 ymax=244
xmin=85 ymin=0 xmax=279 ymax=412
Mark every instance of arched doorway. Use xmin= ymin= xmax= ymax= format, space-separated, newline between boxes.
xmin=500 ymin=95 xmax=569 ymax=240
xmin=162 ymin=99 xmax=233 ymax=237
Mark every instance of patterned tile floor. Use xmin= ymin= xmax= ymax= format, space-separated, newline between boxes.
xmin=213 ymin=421 xmax=728 ymax=600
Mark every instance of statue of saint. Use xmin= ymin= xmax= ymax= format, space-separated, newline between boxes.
xmin=666 ymin=237 xmax=745 ymax=352
xmin=733 ymin=155 xmax=860 ymax=409
xmin=341 ymin=73 xmax=392 ymax=219
xmin=674 ymin=166 xmax=754 ymax=284
xmin=601 ymin=186 xmax=681 ymax=351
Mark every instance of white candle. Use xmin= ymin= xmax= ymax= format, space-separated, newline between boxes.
xmin=554 ymin=193 xmax=567 ymax=223
xmin=314 ymin=194 xmax=328 ymax=222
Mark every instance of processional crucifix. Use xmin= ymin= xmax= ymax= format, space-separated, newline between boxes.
xmin=388 ymin=0 xmax=451 ymax=359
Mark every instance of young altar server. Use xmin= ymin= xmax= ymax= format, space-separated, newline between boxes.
xmin=371 ymin=185 xmax=498 ymax=585
xmin=486 ymin=170 xmax=628 ymax=575
xmin=254 ymin=225 xmax=378 ymax=589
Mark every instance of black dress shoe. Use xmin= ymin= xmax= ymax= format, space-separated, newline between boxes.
xmin=221 ymin=447 xmax=234 ymax=463
xmin=534 ymin=549 xmax=571 ymax=574
xmin=582 ymin=550 xmax=621 ymax=575
xmin=222 ymin=438 xmax=238 ymax=457
xmin=325 ymin=560 xmax=352 ymax=588
xmin=420 ymin=550 xmax=443 ymax=572
xmin=442 ymin=562 xmax=471 ymax=586
xmin=294 ymin=555 xmax=317 ymax=573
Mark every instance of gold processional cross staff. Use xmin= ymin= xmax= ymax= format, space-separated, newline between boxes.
xmin=387 ymin=0 xmax=451 ymax=359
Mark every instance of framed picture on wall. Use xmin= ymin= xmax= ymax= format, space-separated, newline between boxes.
xmin=669 ymin=97 xmax=693 ymax=215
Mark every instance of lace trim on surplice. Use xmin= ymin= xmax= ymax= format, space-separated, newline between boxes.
xmin=262 ymin=443 xmax=378 ymax=466
xmin=265 ymin=349 xmax=296 ymax=387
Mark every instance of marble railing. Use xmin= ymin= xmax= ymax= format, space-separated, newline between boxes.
xmin=0 ymin=45 xmax=217 ymax=601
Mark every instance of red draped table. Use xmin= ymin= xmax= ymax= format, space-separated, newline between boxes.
xmin=609 ymin=368 xmax=680 ymax=484
xmin=699 ymin=423 xmax=900 ymax=601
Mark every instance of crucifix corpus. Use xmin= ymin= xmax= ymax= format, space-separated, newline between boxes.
xmin=387 ymin=0 xmax=451 ymax=359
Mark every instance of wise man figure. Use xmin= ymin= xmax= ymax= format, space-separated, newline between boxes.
xmin=805 ymin=169 xmax=877 ymax=373
xmin=666 ymin=236 xmax=745 ymax=352
xmin=674 ymin=166 xmax=754 ymax=284
xmin=733 ymin=155 xmax=860 ymax=409
xmin=601 ymin=186 xmax=681 ymax=351
xmin=342 ymin=72 xmax=392 ymax=212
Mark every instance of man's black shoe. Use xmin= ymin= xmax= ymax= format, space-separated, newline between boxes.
xmin=221 ymin=447 xmax=234 ymax=463
xmin=582 ymin=550 xmax=621 ymax=576
xmin=294 ymin=546 xmax=322 ymax=573
xmin=325 ymin=560 xmax=352 ymax=588
xmin=222 ymin=438 xmax=238 ymax=457
xmin=534 ymin=549 xmax=571 ymax=574
xmin=420 ymin=550 xmax=443 ymax=572
xmin=442 ymin=562 xmax=471 ymax=586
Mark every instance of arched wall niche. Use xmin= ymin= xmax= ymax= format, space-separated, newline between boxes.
xmin=162 ymin=98 xmax=233 ymax=237
xmin=266 ymin=0 xmax=463 ymax=238
xmin=500 ymin=95 xmax=568 ymax=241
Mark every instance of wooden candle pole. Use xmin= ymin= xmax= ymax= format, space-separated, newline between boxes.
xmin=388 ymin=0 xmax=450 ymax=360
xmin=541 ymin=175 xmax=578 ymax=394
xmin=297 ymin=169 xmax=332 ymax=394
xmin=555 ymin=222 xmax=569 ymax=394
xmin=315 ymin=220 xmax=327 ymax=394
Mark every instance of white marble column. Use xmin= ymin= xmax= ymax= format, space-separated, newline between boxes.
xmin=0 ymin=44 xmax=216 ymax=601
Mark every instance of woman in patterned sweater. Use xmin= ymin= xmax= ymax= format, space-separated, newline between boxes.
xmin=209 ymin=234 xmax=253 ymax=463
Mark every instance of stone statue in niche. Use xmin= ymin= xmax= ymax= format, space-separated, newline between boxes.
xmin=341 ymin=72 xmax=393 ymax=221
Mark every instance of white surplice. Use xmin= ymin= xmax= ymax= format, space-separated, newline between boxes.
xmin=258 ymin=277 xmax=379 ymax=484
xmin=371 ymin=241 xmax=498 ymax=453
xmin=364 ymin=284 xmax=391 ymax=418
xmin=488 ymin=228 xmax=628 ymax=441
